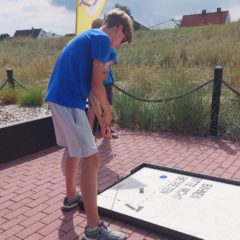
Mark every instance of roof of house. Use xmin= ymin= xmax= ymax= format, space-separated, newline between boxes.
xmin=180 ymin=8 xmax=229 ymax=27
xmin=14 ymin=28 xmax=43 ymax=38
xmin=134 ymin=20 xmax=150 ymax=31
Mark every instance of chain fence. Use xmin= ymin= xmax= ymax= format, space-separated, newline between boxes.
xmin=114 ymin=79 xmax=240 ymax=103
xmin=0 ymin=69 xmax=28 ymax=91
xmin=222 ymin=80 xmax=240 ymax=96
xmin=1 ymin=67 xmax=240 ymax=137
xmin=113 ymin=79 xmax=214 ymax=103
xmin=113 ymin=67 xmax=240 ymax=137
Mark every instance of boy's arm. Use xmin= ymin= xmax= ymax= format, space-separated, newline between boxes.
xmin=88 ymin=94 xmax=102 ymax=121
xmin=104 ymin=49 xmax=118 ymax=78
xmin=105 ymin=60 xmax=116 ymax=68
xmin=91 ymin=59 xmax=112 ymax=138
xmin=88 ymin=94 xmax=111 ymax=138
xmin=104 ymin=60 xmax=116 ymax=75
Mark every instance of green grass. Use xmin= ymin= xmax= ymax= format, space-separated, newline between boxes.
xmin=1 ymin=23 xmax=240 ymax=139
xmin=0 ymin=87 xmax=18 ymax=104
xmin=17 ymin=88 xmax=44 ymax=107
xmin=113 ymin=67 xmax=211 ymax=136
xmin=0 ymin=37 xmax=71 ymax=89
xmin=0 ymin=86 xmax=44 ymax=107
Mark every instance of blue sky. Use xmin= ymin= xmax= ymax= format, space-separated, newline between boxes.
xmin=1 ymin=0 xmax=240 ymax=36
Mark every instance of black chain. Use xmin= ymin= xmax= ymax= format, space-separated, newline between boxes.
xmin=0 ymin=80 xmax=8 ymax=91
xmin=0 ymin=78 xmax=28 ymax=91
xmin=14 ymin=79 xmax=28 ymax=90
xmin=222 ymin=80 xmax=240 ymax=96
xmin=113 ymin=79 xmax=213 ymax=103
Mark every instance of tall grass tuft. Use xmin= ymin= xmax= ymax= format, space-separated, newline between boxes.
xmin=18 ymin=88 xmax=44 ymax=107
xmin=114 ymin=68 xmax=210 ymax=135
xmin=0 ymin=36 xmax=71 ymax=88
xmin=0 ymin=87 xmax=18 ymax=104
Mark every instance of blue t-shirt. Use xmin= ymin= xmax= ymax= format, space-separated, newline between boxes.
xmin=103 ymin=48 xmax=118 ymax=85
xmin=45 ymin=29 xmax=110 ymax=109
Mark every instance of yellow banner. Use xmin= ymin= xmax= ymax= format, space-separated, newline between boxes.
xmin=75 ymin=0 xmax=107 ymax=35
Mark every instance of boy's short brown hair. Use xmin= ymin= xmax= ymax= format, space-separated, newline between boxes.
xmin=104 ymin=8 xmax=133 ymax=43
xmin=91 ymin=18 xmax=104 ymax=29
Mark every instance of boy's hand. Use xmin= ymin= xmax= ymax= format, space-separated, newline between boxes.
xmin=100 ymin=112 xmax=112 ymax=139
xmin=101 ymin=123 xmax=112 ymax=139
xmin=102 ymin=110 xmax=112 ymax=125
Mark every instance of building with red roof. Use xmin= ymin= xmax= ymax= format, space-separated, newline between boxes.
xmin=180 ymin=8 xmax=230 ymax=27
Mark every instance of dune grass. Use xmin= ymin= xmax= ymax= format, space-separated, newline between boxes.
xmin=1 ymin=23 xmax=240 ymax=138
xmin=0 ymin=86 xmax=44 ymax=107
xmin=0 ymin=37 xmax=70 ymax=88
xmin=112 ymin=23 xmax=240 ymax=138
xmin=17 ymin=88 xmax=44 ymax=107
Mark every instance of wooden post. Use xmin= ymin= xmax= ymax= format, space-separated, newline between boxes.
xmin=6 ymin=68 xmax=15 ymax=88
xmin=210 ymin=66 xmax=223 ymax=137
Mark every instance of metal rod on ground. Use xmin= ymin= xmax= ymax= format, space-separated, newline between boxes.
xmin=108 ymin=139 xmax=124 ymax=210
xmin=210 ymin=66 xmax=223 ymax=137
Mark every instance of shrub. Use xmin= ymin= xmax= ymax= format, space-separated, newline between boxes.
xmin=0 ymin=87 xmax=18 ymax=104
xmin=18 ymin=88 xmax=44 ymax=107
xmin=114 ymin=68 xmax=210 ymax=136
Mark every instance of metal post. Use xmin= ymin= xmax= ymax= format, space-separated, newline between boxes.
xmin=6 ymin=68 xmax=15 ymax=88
xmin=210 ymin=66 xmax=223 ymax=137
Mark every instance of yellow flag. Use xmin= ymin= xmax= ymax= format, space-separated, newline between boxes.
xmin=75 ymin=0 xmax=107 ymax=35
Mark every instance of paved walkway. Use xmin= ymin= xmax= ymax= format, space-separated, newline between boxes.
xmin=1 ymin=129 xmax=240 ymax=240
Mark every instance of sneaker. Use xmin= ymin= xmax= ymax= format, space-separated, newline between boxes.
xmin=83 ymin=221 xmax=126 ymax=240
xmin=111 ymin=129 xmax=118 ymax=139
xmin=62 ymin=192 xmax=81 ymax=212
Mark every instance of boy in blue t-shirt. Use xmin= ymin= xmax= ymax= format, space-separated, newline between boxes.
xmin=88 ymin=19 xmax=119 ymax=138
xmin=45 ymin=9 xmax=133 ymax=240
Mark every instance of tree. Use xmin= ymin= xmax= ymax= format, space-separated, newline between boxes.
xmin=0 ymin=33 xmax=10 ymax=41
xmin=114 ymin=3 xmax=133 ymax=20
xmin=113 ymin=3 xmax=149 ymax=31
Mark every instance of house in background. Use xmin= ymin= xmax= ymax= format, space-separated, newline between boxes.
xmin=14 ymin=28 xmax=47 ymax=39
xmin=134 ymin=20 xmax=150 ymax=31
xmin=180 ymin=8 xmax=230 ymax=27
xmin=45 ymin=32 xmax=62 ymax=38
xmin=14 ymin=28 xmax=61 ymax=39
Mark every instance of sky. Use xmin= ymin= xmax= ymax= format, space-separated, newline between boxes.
xmin=0 ymin=0 xmax=240 ymax=36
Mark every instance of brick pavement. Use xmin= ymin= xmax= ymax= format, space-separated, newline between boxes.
xmin=1 ymin=129 xmax=240 ymax=239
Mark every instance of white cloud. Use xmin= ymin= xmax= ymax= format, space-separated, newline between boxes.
xmin=0 ymin=0 xmax=75 ymax=36
xmin=228 ymin=5 xmax=240 ymax=21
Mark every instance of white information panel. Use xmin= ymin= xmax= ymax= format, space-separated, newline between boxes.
xmin=97 ymin=165 xmax=240 ymax=240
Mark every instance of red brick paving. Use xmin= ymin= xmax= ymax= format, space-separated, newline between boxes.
xmin=1 ymin=129 xmax=240 ymax=239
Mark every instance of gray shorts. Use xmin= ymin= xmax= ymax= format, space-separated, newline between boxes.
xmin=48 ymin=102 xmax=98 ymax=158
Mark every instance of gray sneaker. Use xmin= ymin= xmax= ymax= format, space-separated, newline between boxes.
xmin=62 ymin=192 xmax=81 ymax=212
xmin=82 ymin=221 xmax=126 ymax=240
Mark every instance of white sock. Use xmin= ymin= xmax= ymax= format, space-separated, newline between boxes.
xmin=86 ymin=225 xmax=98 ymax=232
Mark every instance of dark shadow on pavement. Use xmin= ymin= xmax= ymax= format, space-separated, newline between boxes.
xmin=97 ymin=138 xmax=120 ymax=192
xmin=0 ymin=145 xmax=61 ymax=170
xmin=58 ymin=210 xmax=80 ymax=240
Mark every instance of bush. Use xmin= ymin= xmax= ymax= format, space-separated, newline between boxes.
xmin=113 ymin=68 xmax=211 ymax=136
xmin=18 ymin=88 xmax=44 ymax=107
xmin=0 ymin=87 xmax=18 ymax=104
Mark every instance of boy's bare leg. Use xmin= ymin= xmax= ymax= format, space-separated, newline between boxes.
xmin=80 ymin=153 xmax=101 ymax=227
xmin=65 ymin=155 xmax=80 ymax=199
